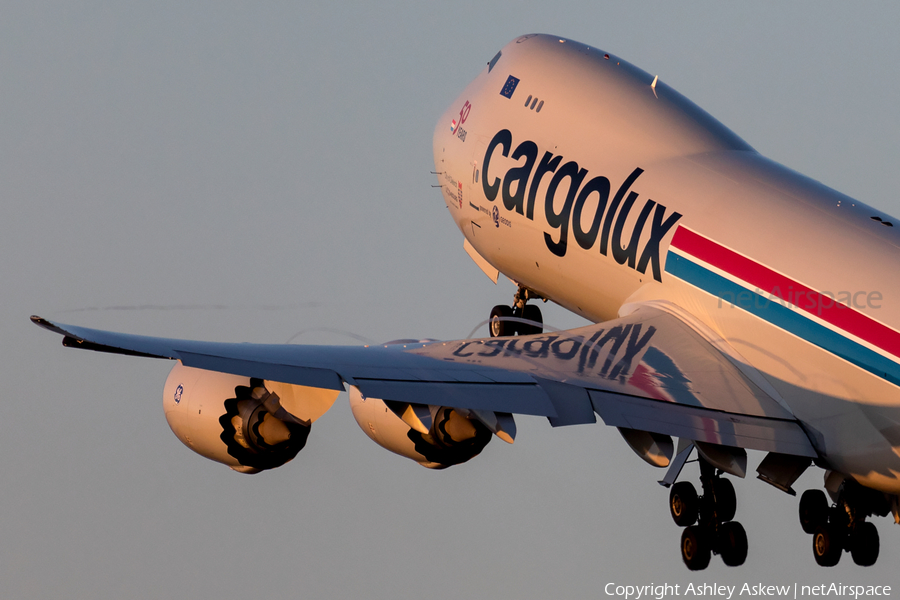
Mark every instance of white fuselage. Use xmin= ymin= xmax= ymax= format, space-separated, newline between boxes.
xmin=434 ymin=34 xmax=900 ymax=493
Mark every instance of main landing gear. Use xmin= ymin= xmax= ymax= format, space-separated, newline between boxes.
xmin=799 ymin=479 xmax=889 ymax=567
xmin=669 ymin=457 xmax=747 ymax=570
xmin=489 ymin=285 xmax=544 ymax=337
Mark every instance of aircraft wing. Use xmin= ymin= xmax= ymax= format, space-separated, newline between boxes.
xmin=30 ymin=306 xmax=817 ymax=459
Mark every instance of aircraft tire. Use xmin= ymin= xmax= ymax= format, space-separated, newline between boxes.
xmin=717 ymin=521 xmax=748 ymax=567
xmin=681 ymin=525 xmax=711 ymax=571
xmin=521 ymin=304 xmax=543 ymax=335
xmin=489 ymin=305 xmax=514 ymax=337
xmin=670 ymin=481 xmax=698 ymax=527
xmin=850 ymin=522 xmax=879 ymax=567
xmin=799 ymin=490 xmax=829 ymax=534
xmin=813 ymin=523 xmax=843 ymax=567
xmin=712 ymin=478 xmax=737 ymax=523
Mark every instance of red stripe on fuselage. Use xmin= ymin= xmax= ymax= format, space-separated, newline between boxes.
xmin=670 ymin=227 xmax=900 ymax=358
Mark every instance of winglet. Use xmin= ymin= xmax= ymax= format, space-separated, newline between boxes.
xmin=30 ymin=315 xmax=174 ymax=359
xmin=31 ymin=315 xmax=67 ymax=335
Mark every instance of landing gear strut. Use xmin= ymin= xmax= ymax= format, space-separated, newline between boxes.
xmin=489 ymin=285 xmax=543 ymax=337
xmin=669 ymin=457 xmax=747 ymax=570
xmin=799 ymin=480 xmax=888 ymax=567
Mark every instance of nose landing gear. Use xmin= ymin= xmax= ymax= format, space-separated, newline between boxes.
xmin=669 ymin=458 xmax=747 ymax=570
xmin=489 ymin=285 xmax=544 ymax=337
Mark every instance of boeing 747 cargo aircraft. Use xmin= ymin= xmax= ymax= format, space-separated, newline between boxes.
xmin=34 ymin=34 xmax=900 ymax=570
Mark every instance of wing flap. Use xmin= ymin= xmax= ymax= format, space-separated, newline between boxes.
xmin=589 ymin=390 xmax=816 ymax=457
xmin=533 ymin=377 xmax=597 ymax=426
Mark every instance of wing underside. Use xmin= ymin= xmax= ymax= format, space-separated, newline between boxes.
xmin=31 ymin=306 xmax=817 ymax=459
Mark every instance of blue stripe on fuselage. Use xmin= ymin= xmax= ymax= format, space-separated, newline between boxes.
xmin=664 ymin=252 xmax=900 ymax=386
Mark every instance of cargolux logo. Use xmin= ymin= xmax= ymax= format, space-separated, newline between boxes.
xmin=481 ymin=129 xmax=681 ymax=282
xmin=450 ymin=323 xmax=657 ymax=382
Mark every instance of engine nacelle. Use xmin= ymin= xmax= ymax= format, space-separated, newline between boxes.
xmin=348 ymin=386 xmax=493 ymax=469
xmin=163 ymin=362 xmax=338 ymax=473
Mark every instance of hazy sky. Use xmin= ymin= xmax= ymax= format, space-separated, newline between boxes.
xmin=5 ymin=2 xmax=900 ymax=598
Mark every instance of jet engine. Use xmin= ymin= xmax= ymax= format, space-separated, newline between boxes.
xmin=163 ymin=362 xmax=338 ymax=473
xmin=348 ymin=385 xmax=513 ymax=468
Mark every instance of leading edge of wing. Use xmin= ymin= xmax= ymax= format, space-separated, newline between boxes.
xmin=30 ymin=313 xmax=818 ymax=458
xmin=30 ymin=315 xmax=556 ymax=417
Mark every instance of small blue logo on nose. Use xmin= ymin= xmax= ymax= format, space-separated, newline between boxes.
xmin=500 ymin=75 xmax=520 ymax=99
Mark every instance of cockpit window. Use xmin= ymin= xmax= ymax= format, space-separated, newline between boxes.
xmin=488 ymin=51 xmax=502 ymax=73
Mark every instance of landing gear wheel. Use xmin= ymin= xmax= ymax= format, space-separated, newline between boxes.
xmin=489 ymin=305 xmax=514 ymax=337
xmin=799 ymin=489 xmax=829 ymax=534
xmin=717 ymin=521 xmax=748 ymax=567
xmin=520 ymin=304 xmax=543 ymax=335
xmin=681 ymin=525 xmax=711 ymax=570
xmin=850 ymin=522 xmax=879 ymax=566
xmin=669 ymin=481 xmax=698 ymax=527
xmin=813 ymin=523 xmax=843 ymax=567
xmin=712 ymin=478 xmax=737 ymax=523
